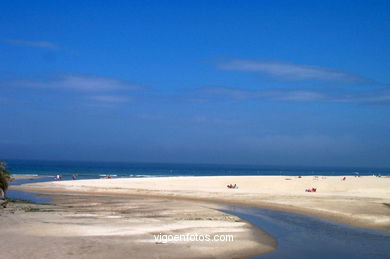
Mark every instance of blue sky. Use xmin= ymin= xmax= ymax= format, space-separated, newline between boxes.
xmin=1 ymin=0 xmax=390 ymax=167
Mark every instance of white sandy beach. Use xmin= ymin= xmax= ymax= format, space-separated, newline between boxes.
xmin=16 ymin=175 xmax=390 ymax=232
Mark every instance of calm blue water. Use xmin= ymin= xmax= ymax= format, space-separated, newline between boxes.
xmin=7 ymin=177 xmax=54 ymax=203
xmin=5 ymin=159 xmax=390 ymax=179
xmin=225 ymin=206 xmax=390 ymax=259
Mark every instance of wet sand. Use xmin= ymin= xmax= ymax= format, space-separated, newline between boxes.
xmin=0 ymin=192 xmax=275 ymax=259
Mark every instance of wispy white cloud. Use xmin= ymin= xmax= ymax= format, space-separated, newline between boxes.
xmin=2 ymin=74 xmax=146 ymax=107
xmin=196 ymin=86 xmax=327 ymax=102
xmin=267 ymin=89 xmax=327 ymax=102
xmin=11 ymin=74 xmax=144 ymax=92
xmin=334 ymin=90 xmax=390 ymax=104
xmin=3 ymin=39 xmax=59 ymax=49
xmin=136 ymin=114 xmax=166 ymax=120
xmin=217 ymin=59 xmax=374 ymax=84
xmin=193 ymin=86 xmax=390 ymax=105
xmin=191 ymin=116 xmax=238 ymax=125
xmin=88 ymin=95 xmax=130 ymax=103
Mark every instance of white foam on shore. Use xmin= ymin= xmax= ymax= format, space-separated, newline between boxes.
xmin=13 ymin=174 xmax=39 ymax=177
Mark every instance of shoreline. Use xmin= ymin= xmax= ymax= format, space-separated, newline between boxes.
xmin=1 ymin=191 xmax=276 ymax=259
xmin=13 ymin=175 xmax=390 ymax=233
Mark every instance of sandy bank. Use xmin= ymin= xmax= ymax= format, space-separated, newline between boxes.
xmin=0 ymin=194 xmax=275 ymax=259
xmin=15 ymin=175 xmax=390 ymax=233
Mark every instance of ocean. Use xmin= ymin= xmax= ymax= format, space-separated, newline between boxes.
xmin=5 ymin=159 xmax=389 ymax=180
